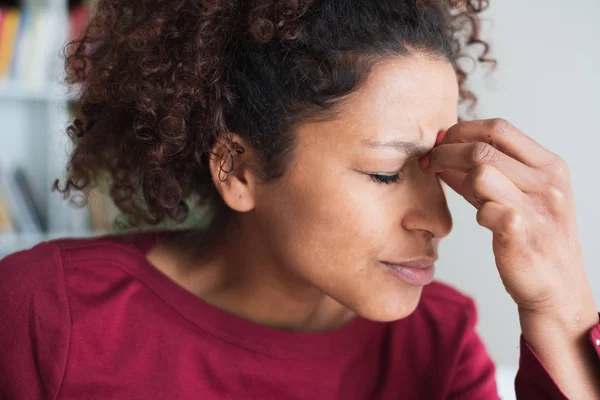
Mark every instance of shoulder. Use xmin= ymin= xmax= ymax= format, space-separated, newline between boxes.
xmin=0 ymin=231 xmax=175 ymax=311
xmin=0 ymin=231 xmax=168 ymax=305
xmin=0 ymin=233 xmax=156 ymax=398
xmin=49 ymin=230 xmax=168 ymax=266
xmin=0 ymin=239 xmax=64 ymax=296
xmin=0 ymin=241 xmax=71 ymax=398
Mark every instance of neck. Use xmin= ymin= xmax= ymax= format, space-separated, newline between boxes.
xmin=157 ymin=211 xmax=356 ymax=332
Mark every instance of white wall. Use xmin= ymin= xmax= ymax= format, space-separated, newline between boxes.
xmin=436 ymin=0 xmax=600 ymax=367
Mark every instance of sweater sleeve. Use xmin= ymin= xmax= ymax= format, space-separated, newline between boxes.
xmin=515 ymin=319 xmax=600 ymax=399
xmin=0 ymin=243 xmax=71 ymax=400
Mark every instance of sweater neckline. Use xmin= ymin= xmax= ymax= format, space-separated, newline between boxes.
xmin=121 ymin=230 xmax=384 ymax=360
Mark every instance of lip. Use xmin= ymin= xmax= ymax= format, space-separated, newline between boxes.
xmin=385 ymin=257 xmax=438 ymax=269
xmin=381 ymin=260 xmax=436 ymax=286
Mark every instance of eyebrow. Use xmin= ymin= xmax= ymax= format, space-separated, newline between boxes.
xmin=363 ymin=140 xmax=430 ymax=158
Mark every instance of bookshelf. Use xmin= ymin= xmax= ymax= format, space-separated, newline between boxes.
xmin=0 ymin=0 xmax=95 ymax=258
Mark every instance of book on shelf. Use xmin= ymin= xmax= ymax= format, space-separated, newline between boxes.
xmin=0 ymin=169 xmax=121 ymax=237
xmin=0 ymin=5 xmax=60 ymax=88
xmin=0 ymin=166 xmax=44 ymax=234
xmin=0 ymin=7 xmax=20 ymax=80
xmin=0 ymin=165 xmax=119 ymax=235
xmin=0 ymin=1 xmax=90 ymax=89
xmin=0 ymin=185 xmax=14 ymax=234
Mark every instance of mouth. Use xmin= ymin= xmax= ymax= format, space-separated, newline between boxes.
xmin=380 ymin=261 xmax=436 ymax=286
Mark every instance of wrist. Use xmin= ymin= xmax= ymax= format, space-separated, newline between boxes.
xmin=518 ymin=299 xmax=598 ymax=341
xmin=517 ymin=281 xmax=597 ymax=332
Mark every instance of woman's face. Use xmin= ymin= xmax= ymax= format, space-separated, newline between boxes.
xmin=252 ymin=53 xmax=458 ymax=322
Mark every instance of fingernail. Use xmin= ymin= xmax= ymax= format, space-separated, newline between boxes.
xmin=419 ymin=152 xmax=430 ymax=169
xmin=435 ymin=130 xmax=447 ymax=146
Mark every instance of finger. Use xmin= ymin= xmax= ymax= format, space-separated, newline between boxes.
xmin=459 ymin=165 xmax=529 ymax=209
xmin=476 ymin=201 xmax=528 ymax=247
xmin=426 ymin=142 xmax=547 ymax=192
xmin=443 ymin=119 xmax=558 ymax=169
xmin=437 ymin=169 xmax=467 ymax=196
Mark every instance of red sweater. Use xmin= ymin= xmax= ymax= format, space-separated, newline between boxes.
xmin=0 ymin=232 xmax=598 ymax=399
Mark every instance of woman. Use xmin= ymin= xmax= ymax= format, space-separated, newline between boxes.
xmin=1 ymin=0 xmax=599 ymax=398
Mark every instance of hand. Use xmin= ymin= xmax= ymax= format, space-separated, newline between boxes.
xmin=421 ymin=119 xmax=594 ymax=317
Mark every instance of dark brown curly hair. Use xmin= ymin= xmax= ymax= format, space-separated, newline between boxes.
xmin=56 ymin=0 xmax=495 ymax=228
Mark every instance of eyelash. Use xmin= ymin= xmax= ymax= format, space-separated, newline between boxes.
xmin=369 ymin=173 xmax=404 ymax=184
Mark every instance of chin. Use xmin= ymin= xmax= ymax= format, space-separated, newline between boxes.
xmin=355 ymin=287 xmax=423 ymax=322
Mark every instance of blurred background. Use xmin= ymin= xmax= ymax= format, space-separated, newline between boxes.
xmin=0 ymin=1 xmax=598 ymax=398
xmin=0 ymin=0 xmax=100 ymax=254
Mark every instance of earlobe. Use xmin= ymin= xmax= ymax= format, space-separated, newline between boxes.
xmin=208 ymin=134 xmax=256 ymax=213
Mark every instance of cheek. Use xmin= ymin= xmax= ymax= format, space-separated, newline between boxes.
xmin=333 ymin=186 xmax=394 ymax=249
xmin=262 ymin=169 xmax=394 ymax=263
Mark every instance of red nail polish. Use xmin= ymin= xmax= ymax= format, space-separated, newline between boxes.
xmin=419 ymin=153 xmax=430 ymax=169
xmin=435 ymin=130 xmax=447 ymax=146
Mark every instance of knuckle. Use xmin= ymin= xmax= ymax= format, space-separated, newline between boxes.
xmin=501 ymin=209 xmax=525 ymax=233
xmin=549 ymin=156 xmax=571 ymax=181
xmin=470 ymin=143 xmax=498 ymax=165
xmin=543 ymin=185 xmax=568 ymax=213
xmin=472 ymin=164 xmax=494 ymax=189
xmin=488 ymin=118 xmax=513 ymax=135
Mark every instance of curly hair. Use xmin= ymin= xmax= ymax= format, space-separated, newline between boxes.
xmin=56 ymin=0 xmax=495 ymax=228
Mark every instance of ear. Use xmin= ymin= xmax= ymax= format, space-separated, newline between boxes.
xmin=208 ymin=133 xmax=259 ymax=213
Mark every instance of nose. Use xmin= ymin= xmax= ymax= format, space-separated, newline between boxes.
xmin=401 ymin=167 xmax=453 ymax=239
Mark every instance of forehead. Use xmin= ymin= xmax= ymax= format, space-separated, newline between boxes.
xmin=309 ymin=53 xmax=459 ymax=147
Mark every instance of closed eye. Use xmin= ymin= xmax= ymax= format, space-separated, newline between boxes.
xmin=369 ymin=173 xmax=403 ymax=184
